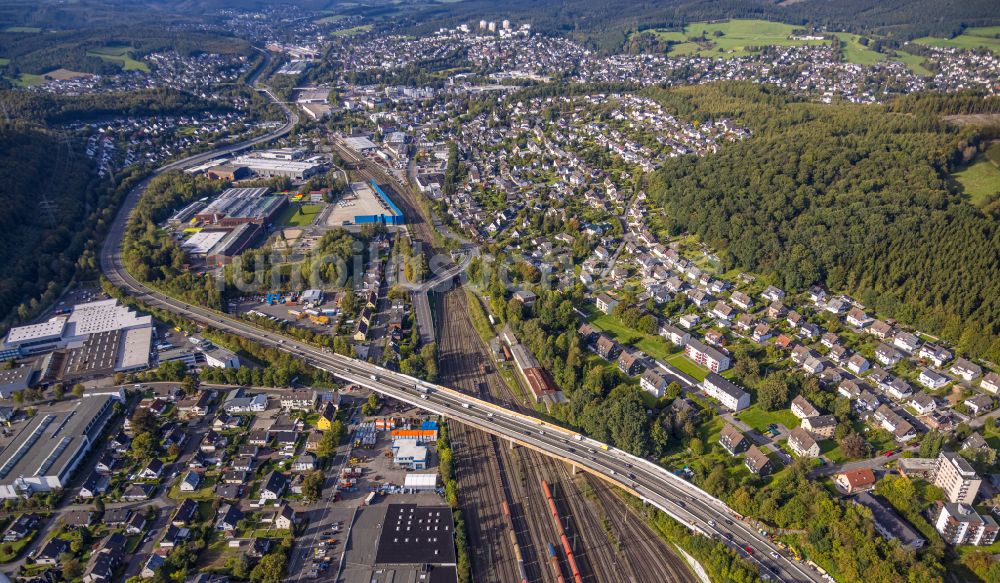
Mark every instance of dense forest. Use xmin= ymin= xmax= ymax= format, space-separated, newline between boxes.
xmin=0 ymin=122 xmax=137 ymax=329
xmin=0 ymin=88 xmax=230 ymax=124
xmin=0 ymin=25 xmax=250 ymax=77
xmin=643 ymin=83 xmax=1000 ymax=362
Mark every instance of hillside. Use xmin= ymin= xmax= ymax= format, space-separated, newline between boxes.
xmin=644 ymin=83 xmax=1000 ymax=362
xmin=0 ymin=122 xmax=108 ymax=327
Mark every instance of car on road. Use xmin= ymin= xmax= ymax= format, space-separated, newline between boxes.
xmin=708 ymin=520 xmax=715 ymax=527
xmin=744 ymin=546 xmax=754 ymax=555
xmin=883 ymin=449 xmax=895 ymax=457
xmin=770 ymin=551 xmax=780 ymax=559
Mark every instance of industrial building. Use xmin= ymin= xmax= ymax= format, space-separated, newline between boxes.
xmin=358 ymin=181 xmax=404 ymax=226
xmin=1 ymin=300 xmax=153 ymax=383
xmin=0 ymin=395 xmax=116 ymax=498
xmin=205 ymin=223 xmax=264 ymax=267
xmin=230 ymin=151 xmax=326 ymax=180
xmin=392 ymin=440 xmax=428 ymax=470
xmin=375 ymin=504 xmax=457 ymax=573
xmin=196 ymin=188 xmax=287 ymax=227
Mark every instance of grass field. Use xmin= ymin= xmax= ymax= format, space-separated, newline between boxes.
xmin=639 ymin=19 xmax=937 ymax=73
xmin=332 ymin=24 xmax=373 ymax=37
xmin=664 ymin=352 xmax=708 ymax=381
xmin=914 ymin=26 xmax=1000 ymax=56
xmin=2 ymin=26 xmax=41 ymax=33
xmin=643 ymin=19 xmax=827 ymax=58
xmin=736 ymin=404 xmax=800 ymax=432
xmin=15 ymin=73 xmax=44 ymax=86
xmin=954 ymin=144 xmax=1000 ymax=204
xmin=587 ymin=311 xmax=672 ymax=361
xmin=279 ymin=204 xmax=324 ymax=227
xmin=87 ymin=45 xmax=149 ymax=72
xmin=0 ymin=58 xmax=8 ymax=66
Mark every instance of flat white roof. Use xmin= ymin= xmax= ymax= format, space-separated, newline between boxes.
xmin=403 ymin=474 xmax=438 ymax=488
xmin=343 ymin=136 xmax=379 ymax=151
xmin=5 ymin=318 xmax=67 ymax=345
xmin=182 ymin=231 xmax=228 ymax=255
xmin=66 ymin=299 xmax=152 ymax=337
xmin=117 ymin=326 xmax=153 ymax=371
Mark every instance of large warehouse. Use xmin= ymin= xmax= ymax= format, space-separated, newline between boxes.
xmin=195 ymin=188 xmax=287 ymax=227
xmin=230 ymin=153 xmax=326 ymax=180
xmin=0 ymin=395 xmax=116 ymax=498
xmin=0 ymin=300 xmax=154 ymax=385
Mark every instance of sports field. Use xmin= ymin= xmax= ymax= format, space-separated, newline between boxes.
xmin=914 ymin=26 xmax=1000 ymax=56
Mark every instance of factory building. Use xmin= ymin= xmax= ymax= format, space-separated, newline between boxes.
xmin=230 ymin=151 xmax=326 ymax=180
xmin=0 ymin=395 xmax=116 ymax=498
xmin=1 ymin=300 xmax=153 ymax=382
xmin=205 ymin=223 xmax=264 ymax=267
xmin=196 ymin=188 xmax=287 ymax=227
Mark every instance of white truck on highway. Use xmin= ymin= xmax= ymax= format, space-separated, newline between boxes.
xmin=416 ymin=381 xmax=434 ymax=394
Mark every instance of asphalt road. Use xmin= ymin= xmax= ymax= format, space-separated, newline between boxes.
xmin=97 ymin=77 xmax=828 ymax=583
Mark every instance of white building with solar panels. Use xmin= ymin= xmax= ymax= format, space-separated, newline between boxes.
xmin=0 ymin=396 xmax=115 ymax=498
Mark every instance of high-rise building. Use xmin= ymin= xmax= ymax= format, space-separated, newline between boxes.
xmin=933 ymin=452 xmax=981 ymax=504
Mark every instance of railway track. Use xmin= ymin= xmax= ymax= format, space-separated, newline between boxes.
xmin=341 ymin=138 xmax=695 ymax=583
xmin=439 ymin=288 xmax=695 ymax=583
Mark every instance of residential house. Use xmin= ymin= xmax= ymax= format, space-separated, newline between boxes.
xmin=951 ymin=358 xmax=983 ymax=382
xmin=292 ymin=453 xmax=317 ymax=472
xmin=179 ymin=471 xmax=201 ymax=492
xmin=919 ymin=344 xmax=952 ymax=368
xmin=595 ymin=293 xmax=619 ymax=314
xmin=980 ymin=372 xmax=1000 ymax=395
xmin=719 ymin=424 xmax=750 ymax=456
xmin=751 ymin=323 xmax=773 ymax=343
xmin=138 ymin=458 xmax=164 ymax=480
xmin=845 ymin=307 xmax=870 ymax=328
xmin=744 ymin=446 xmax=773 ymax=475
xmin=279 ymin=389 xmax=319 ymax=411
xmin=802 ymin=415 xmax=837 ymax=439
xmin=3 ymin=513 xmax=41 ymax=542
xmin=893 ymin=332 xmax=921 ymax=354
xmin=275 ymin=504 xmax=297 ymax=530
xmin=791 ymin=395 xmax=820 ymax=420
xmin=875 ymin=344 xmax=904 ymax=367
xmin=730 ymin=291 xmax=753 ymax=311
xmin=847 ymin=354 xmax=870 ymax=375
xmin=788 ymin=428 xmax=819 ymax=458
xmin=82 ymin=533 xmax=126 ymax=583
xmin=122 ymin=483 xmax=156 ymax=501
xmin=836 ymin=468 xmax=876 ymax=494
xmin=595 ymin=334 xmax=620 ymax=360
xmin=761 ymin=286 xmax=785 ymax=303
xmin=933 ymin=502 xmax=998 ymax=546
xmin=685 ymin=339 xmax=731 ymax=373
xmin=964 ymin=395 xmax=995 ymax=416
xmin=125 ymin=512 xmax=147 ymax=535
xmin=909 ymin=392 xmax=937 ymax=415
xmin=141 ymin=553 xmax=167 ymax=578
xmin=711 ymin=301 xmax=735 ymax=322
xmin=919 ymin=368 xmax=949 ymax=390
xmin=885 ymin=378 xmax=913 ymax=401
xmin=316 ymin=401 xmax=338 ymax=431
xmin=36 ymin=538 xmax=71 ymax=565
xmin=658 ymin=323 xmax=689 ymax=347
xmin=260 ymin=471 xmax=287 ymax=500
xmin=869 ymin=320 xmax=894 ymax=340
xmin=215 ymin=504 xmax=243 ymax=532
xmin=172 ymin=499 xmax=198 ymax=526
xmin=617 ymin=351 xmax=644 ymax=376
xmin=640 ymin=370 xmax=669 ymax=398
xmin=702 ymin=373 xmax=749 ymax=411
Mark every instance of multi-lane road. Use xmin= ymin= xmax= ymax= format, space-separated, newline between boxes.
xmin=98 ymin=76 xmax=829 ymax=583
